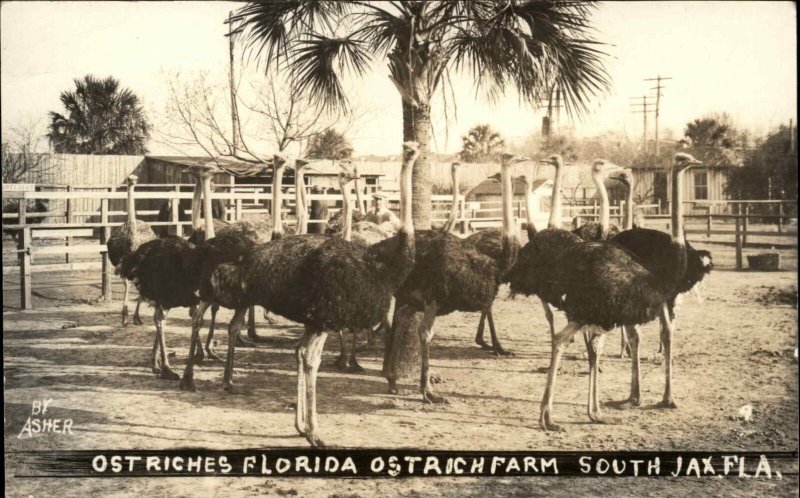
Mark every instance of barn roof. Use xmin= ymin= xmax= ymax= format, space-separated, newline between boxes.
xmin=146 ymin=156 xmax=386 ymax=178
xmin=465 ymin=175 xmax=550 ymax=199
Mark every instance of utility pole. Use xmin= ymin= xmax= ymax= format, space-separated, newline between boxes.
xmin=225 ymin=11 xmax=244 ymax=155
xmin=541 ymin=87 xmax=564 ymax=137
xmin=644 ymin=75 xmax=672 ymax=155
xmin=630 ymin=95 xmax=655 ymax=153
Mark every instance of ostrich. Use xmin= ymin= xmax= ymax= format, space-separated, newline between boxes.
xmin=384 ymin=152 xmax=528 ymax=403
xmin=107 ymin=175 xmax=158 ymax=326
xmin=508 ymin=154 xmax=590 ymax=340
xmin=609 ymin=167 xmax=714 ymax=405
xmin=181 ymin=143 xmax=419 ymax=449
xmin=118 ymin=167 xmax=221 ymax=379
xmin=155 ymin=182 xmax=226 ymax=238
xmin=538 ymin=153 xmax=701 ymax=431
xmin=470 ymin=169 xmax=538 ymax=355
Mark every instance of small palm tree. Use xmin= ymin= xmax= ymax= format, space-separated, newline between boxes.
xmin=47 ymin=75 xmax=151 ymax=155
xmin=461 ymin=124 xmax=505 ymax=162
xmin=232 ymin=0 xmax=609 ymax=229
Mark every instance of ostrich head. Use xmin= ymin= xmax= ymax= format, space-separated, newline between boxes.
xmin=674 ymin=152 xmax=702 ymax=171
xmin=295 ymin=158 xmax=310 ymax=172
xmin=539 ymin=154 xmax=563 ymax=167
xmin=609 ymin=168 xmax=634 ymax=188
xmin=125 ymin=174 xmax=139 ymax=185
xmin=591 ymin=159 xmax=626 ymax=180
xmin=337 ymin=159 xmax=358 ymax=179
xmin=501 ymin=153 xmax=529 ymax=166
xmin=273 ymin=153 xmax=287 ymax=169
xmin=401 ymin=141 xmax=420 ymax=162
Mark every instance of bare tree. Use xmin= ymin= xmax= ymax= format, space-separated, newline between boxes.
xmin=2 ymin=120 xmax=52 ymax=184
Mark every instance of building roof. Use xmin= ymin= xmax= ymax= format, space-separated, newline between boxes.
xmin=146 ymin=156 xmax=386 ymax=178
xmin=465 ymin=175 xmax=550 ymax=199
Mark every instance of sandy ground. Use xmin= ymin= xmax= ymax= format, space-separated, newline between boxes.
xmin=3 ymin=235 xmax=799 ymax=496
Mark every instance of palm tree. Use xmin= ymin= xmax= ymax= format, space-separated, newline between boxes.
xmin=47 ymin=75 xmax=151 ymax=155
xmin=232 ymin=0 xmax=609 ymax=229
xmin=461 ymin=124 xmax=505 ymax=163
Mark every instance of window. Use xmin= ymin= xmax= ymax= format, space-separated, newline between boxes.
xmin=653 ymin=172 xmax=667 ymax=205
xmin=694 ymin=171 xmax=708 ymax=200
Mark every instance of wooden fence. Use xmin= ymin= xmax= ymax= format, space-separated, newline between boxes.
xmin=2 ymin=185 xmax=797 ymax=309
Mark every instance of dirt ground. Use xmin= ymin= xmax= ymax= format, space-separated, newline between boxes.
xmin=3 ymin=236 xmax=799 ymax=497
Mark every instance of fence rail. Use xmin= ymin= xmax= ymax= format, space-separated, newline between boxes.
xmin=3 ymin=184 xmax=797 ymax=309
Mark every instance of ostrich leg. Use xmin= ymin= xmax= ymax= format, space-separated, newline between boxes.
xmin=153 ymin=306 xmax=179 ymax=380
xmin=541 ymin=301 xmax=556 ymax=338
xmin=131 ymin=297 xmax=144 ymax=325
xmin=296 ymin=326 xmax=329 ymax=447
xmin=180 ymin=301 xmax=211 ymax=391
xmin=241 ymin=306 xmax=258 ymax=344
xmin=202 ymin=304 xmax=223 ymax=362
xmin=347 ymin=329 xmax=364 ymax=372
xmin=657 ymin=305 xmax=678 ymax=408
xmin=222 ymin=308 xmax=248 ymax=393
xmin=625 ymin=324 xmax=642 ymax=407
xmin=486 ymin=308 xmax=513 ymax=356
xmin=418 ymin=301 xmax=446 ymax=404
xmin=619 ymin=327 xmax=630 ymax=357
xmin=540 ymin=321 xmax=582 ymax=431
xmin=121 ymin=278 xmax=131 ymax=326
xmin=475 ymin=312 xmax=491 ymax=350
xmin=587 ymin=331 xmax=619 ymax=424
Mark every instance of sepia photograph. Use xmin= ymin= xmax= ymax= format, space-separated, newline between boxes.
xmin=2 ymin=1 xmax=798 ymax=496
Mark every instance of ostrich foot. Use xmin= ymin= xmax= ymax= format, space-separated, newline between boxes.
xmin=158 ymin=367 xmax=180 ymax=381
xmin=346 ymin=356 xmax=365 ymax=373
xmin=608 ymin=396 xmax=641 ymax=410
xmin=132 ymin=314 xmax=144 ymax=326
xmin=236 ymin=334 xmax=256 ymax=348
xmin=193 ymin=348 xmax=205 ymax=363
xmin=422 ymin=390 xmax=448 ymax=404
xmin=121 ymin=307 xmax=129 ymax=327
xmin=589 ymin=413 xmax=622 ymax=425
xmin=475 ymin=339 xmax=493 ymax=351
xmin=539 ymin=412 xmax=565 ymax=432
xmin=333 ymin=353 xmax=349 ymax=371
xmin=490 ymin=347 xmax=515 ymax=357
xmin=205 ymin=348 xmax=223 ymax=362
xmin=387 ymin=378 xmax=399 ymax=395
xmin=305 ymin=433 xmax=326 ymax=448
xmin=179 ymin=376 xmax=196 ymax=392
xmin=657 ymin=398 xmax=678 ymax=409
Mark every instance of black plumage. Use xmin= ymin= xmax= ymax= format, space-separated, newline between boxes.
xmin=2 ymin=199 xmax=49 ymax=241
xmin=538 ymin=153 xmax=702 ymax=432
xmin=572 ymin=221 xmax=620 ymax=241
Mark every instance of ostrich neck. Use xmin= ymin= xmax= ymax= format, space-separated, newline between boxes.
xmin=191 ymin=177 xmax=202 ymax=232
xmin=443 ymin=168 xmax=459 ymax=232
xmin=547 ymin=162 xmax=563 ymax=229
xmin=625 ymin=181 xmax=634 ymax=230
xmin=354 ymin=173 xmax=366 ymax=215
xmin=500 ymin=161 xmax=519 ymax=273
xmin=672 ymin=167 xmax=686 ymax=245
xmin=524 ymin=181 xmax=536 ymax=238
xmin=295 ymin=168 xmax=307 ymax=235
xmin=201 ymin=176 xmax=215 ymax=239
xmin=126 ymin=183 xmax=136 ymax=226
xmin=592 ymin=171 xmax=610 ymax=235
xmin=340 ymin=179 xmax=353 ymax=242
xmin=272 ymin=165 xmax=285 ymax=239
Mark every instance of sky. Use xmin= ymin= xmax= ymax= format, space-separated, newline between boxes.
xmin=1 ymin=1 xmax=797 ymax=156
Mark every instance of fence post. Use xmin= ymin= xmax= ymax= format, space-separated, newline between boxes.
xmin=706 ymin=205 xmax=712 ymax=238
xmin=235 ymin=198 xmax=243 ymax=222
xmin=168 ymin=185 xmax=179 ymax=236
xmin=18 ymin=226 xmax=32 ymax=310
xmin=734 ymin=205 xmax=743 ymax=270
xmin=66 ymin=185 xmax=73 ymax=263
xmin=777 ymin=202 xmax=783 ymax=233
xmin=742 ymin=203 xmax=749 ymax=247
xmin=100 ymin=197 xmax=113 ymax=302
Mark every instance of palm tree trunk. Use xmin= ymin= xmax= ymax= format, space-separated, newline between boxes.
xmin=407 ymin=101 xmax=432 ymax=230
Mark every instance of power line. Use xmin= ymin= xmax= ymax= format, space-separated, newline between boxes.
xmin=630 ymin=95 xmax=655 ymax=153
xmin=644 ymin=75 xmax=672 ymax=154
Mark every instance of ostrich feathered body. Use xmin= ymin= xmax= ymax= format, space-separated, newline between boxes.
xmin=553 ymin=240 xmax=687 ymax=331
xmin=572 ymin=221 xmax=620 ymax=241
xmin=464 ymin=228 xmax=519 ymax=283
xmin=325 ymin=210 xmax=367 ymax=235
xmin=214 ymin=232 xmax=412 ymax=330
xmin=3 ymin=199 xmax=50 ymax=240
xmin=156 ymin=198 xmax=226 ymax=237
xmin=393 ymin=230 xmax=499 ymax=316
xmin=508 ymin=228 xmax=583 ymax=305
xmin=108 ymin=220 xmax=158 ymax=267
xmin=118 ymin=236 xmax=201 ymax=310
